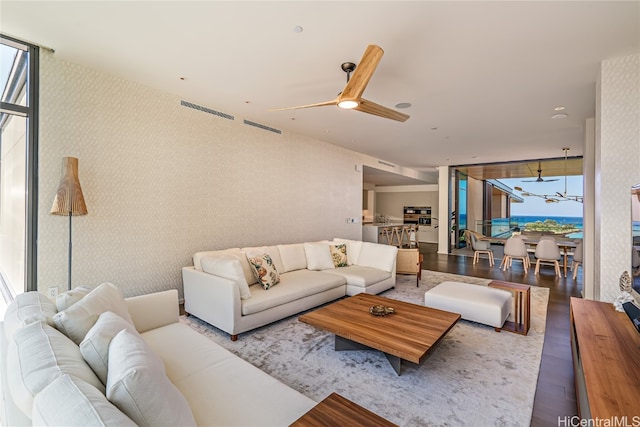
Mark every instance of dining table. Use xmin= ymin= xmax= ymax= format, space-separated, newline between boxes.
xmin=480 ymin=236 xmax=579 ymax=277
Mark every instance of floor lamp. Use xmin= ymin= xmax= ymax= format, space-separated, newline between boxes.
xmin=50 ymin=157 xmax=88 ymax=291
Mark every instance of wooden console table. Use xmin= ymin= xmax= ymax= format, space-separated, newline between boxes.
xmin=488 ymin=280 xmax=530 ymax=335
xmin=570 ymin=298 xmax=640 ymax=419
xmin=291 ymin=393 xmax=397 ymax=426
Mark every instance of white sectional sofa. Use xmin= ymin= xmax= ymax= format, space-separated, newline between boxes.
xmin=182 ymin=238 xmax=398 ymax=340
xmin=0 ymin=284 xmax=316 ymax=426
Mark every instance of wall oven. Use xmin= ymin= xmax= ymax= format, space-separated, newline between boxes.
xmin=404 ymin=206 xmax=431 ymax=225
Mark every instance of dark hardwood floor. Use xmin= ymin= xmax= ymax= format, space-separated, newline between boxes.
xmin=418 ymin=243 xmax=580 ymax=426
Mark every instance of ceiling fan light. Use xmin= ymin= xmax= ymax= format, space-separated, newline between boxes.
xmin=338 ymin=100 xmax=358 ymax=109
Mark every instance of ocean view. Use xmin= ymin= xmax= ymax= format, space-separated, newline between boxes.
xmin=488 ymin=216 xmax=583 ymax=238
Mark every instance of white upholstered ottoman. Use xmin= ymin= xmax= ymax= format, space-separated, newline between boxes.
xmin=424 ymin=281 xmax=511 ymax=330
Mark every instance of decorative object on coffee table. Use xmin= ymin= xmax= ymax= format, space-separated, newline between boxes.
xmin=369 ymin=305 xmax=395 ymax=316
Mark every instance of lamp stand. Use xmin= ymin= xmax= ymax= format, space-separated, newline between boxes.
xmin=67 ymin=212 xmax=72 ymax=291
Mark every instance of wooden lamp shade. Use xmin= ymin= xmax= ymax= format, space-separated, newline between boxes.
xmin=50 ymin=157 xmax=88 ymax=216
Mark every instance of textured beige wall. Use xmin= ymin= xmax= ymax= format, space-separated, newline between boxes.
xmin=37 ymin=52 xmax=369 ymax=297
xmin=595 ymin=53 xmax=640 ymax=302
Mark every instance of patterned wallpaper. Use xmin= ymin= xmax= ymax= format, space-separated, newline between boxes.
xmin=37 ymin=51 xmax=378 ymax=298
xmin=597 ymin=53 xmax=640 ymax=302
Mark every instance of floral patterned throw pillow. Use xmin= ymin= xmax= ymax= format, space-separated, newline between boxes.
xmin=330 ymin=244 xmax=348 ymax=268
xmin=247 ymin=254 xmax=280 ymax=290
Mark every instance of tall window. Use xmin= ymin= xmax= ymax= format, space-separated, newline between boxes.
xmin=0 ymin=35 xmax=38 ymax=299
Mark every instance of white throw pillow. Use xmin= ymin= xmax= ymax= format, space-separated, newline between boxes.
xmin=55 ymin=285 xmax=92 ymax=311
xmin=333 ymin=238 xmax=363 ymax=265
xmin=53 ymin=282 xmax=133 ymax=345
xmin=3 ymin=292 xmax=57 ymax=342
xmin=357 ymin=242 xmax=398 ymax=273
xmin=303 ymin=242 xmax=335 ymax=270
xmin=7 ymin=322 xmax=105 ymax=417
xmin=192 ymin=248 xmax=240 ymax=271
xmin=107 ymin=330 xmax=196 ymax=427
xmin=200 ymin=255 xmax=252 ymax=299
xmin=80 ymin=311 xmax=139 ymax=385
xmin=32 ymin=374 xmax=136 ymax=426
xmin=277 ymin=243 xmax=307 ymax=272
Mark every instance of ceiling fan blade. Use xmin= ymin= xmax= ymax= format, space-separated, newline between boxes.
xmin=339 ymin=45 xmax=384 ymax=103
xmin=268 ymin=99 xmax=338 ymax=112
xmin=355 ymin=98 xmax=410 ymax=122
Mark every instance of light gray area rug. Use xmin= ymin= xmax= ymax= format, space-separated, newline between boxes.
xmin=182 ymin=270 xmax=549 ymax=427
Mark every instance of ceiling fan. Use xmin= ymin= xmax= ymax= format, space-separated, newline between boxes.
xmin=522 ymin=161 xmax=560 ymax=182
xmin=269 ymin=44 xmax=410 ymax=122
xmin=514 ymin=148 xmax=583 ymax=203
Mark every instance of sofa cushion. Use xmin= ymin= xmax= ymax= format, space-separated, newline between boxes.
xmin=277 ymin=243 xmax=307 ymax=272
xmin=192 ymin=248 xmax=240 ymax=271
xmin=107 ymin=329 xmax=196 ymax=427
xmin=53 ymin=282 xmax=133 ymax=345
xmin=32 ymin=374 xmax=136 ymax=427
xmin=243 ymin=246 xmax=285 ymax=275
xmin=242 ymin=269 xmax=345 ymax=316
xmin=80 ymin=311 xmax=139 ymax=385
xmin=7 ymin=322 xmax=105 ymax=417
xmin=201 ymin=255 xmax=252 ymax=299
xmin=323 ymin=265 xmax=392 ymax=288
xmin=141 ymin=322 xmax=316 ymax=426
xmin=333 ymin=238 xmax=363 ymax=265
xmin=247 ymin=253 xmax=281 ymax=290
xmin=330 ymin=243 xmax=349 ymax=267
xmin=55 ymin=285 xmax=92 ymax=311
xmin=3 ymin=292 xmax=57 ymax=342
xmin=304 ymin=242 xmax=335 ymax=270
xmin=357 ymin=242 xmax=398 ymax=273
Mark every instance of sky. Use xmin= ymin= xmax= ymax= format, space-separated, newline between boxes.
xmin=500 ymin=175 xmax=584 ymax=217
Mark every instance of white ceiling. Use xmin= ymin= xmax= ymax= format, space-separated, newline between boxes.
xmin=2 ymin=1 xmax=638 ymax=185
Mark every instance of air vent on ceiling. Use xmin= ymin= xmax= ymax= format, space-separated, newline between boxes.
xmin=242 ymin=119 xmax=282 ymax=134
xmin=180 ymin=100 xmax=234 ymax=120
xmin=378 ymin=160 xmax=396 ymax=168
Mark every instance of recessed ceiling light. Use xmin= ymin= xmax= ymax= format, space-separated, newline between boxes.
xmin=395 ymin=102 xmax=411 ymax=109
xmin=431 ymin=127 xmax=438 ymax=131
xmin=471 ymin=156 xmax=479 ymax=159
xmin=293 ymin=26 xmax=303 ymax=33
xmin=554 ymin=106 xmax=566 ymax=111
xmin=179 ymin=77 xmax=186 ymax=81
xmin=552 ymin=113 xmax=568 ymax=119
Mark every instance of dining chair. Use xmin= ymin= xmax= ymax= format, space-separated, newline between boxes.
xmin=469 ymin=232 xmax=494 ymax=266
xmin=501 ymin=236 xmax=529 ymax=273
xmin=534 ymin=239 xmax=562 ymax=276
xmin=571 ymin=241 xmax=583 ymax=280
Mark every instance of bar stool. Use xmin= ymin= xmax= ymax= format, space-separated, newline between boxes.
xmin=400 ymin=225 xmax=411 ymax=248
xmin=390 ymin=226 xmax=402 ymax=247
xmin=381 ymin=227 xmax=393 ymax=245
xmin=407 ymin=225 xmax=419 ymax=249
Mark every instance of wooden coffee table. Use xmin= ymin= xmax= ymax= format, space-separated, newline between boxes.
xmin=298 ymin=293 xmax=460 ymax=375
